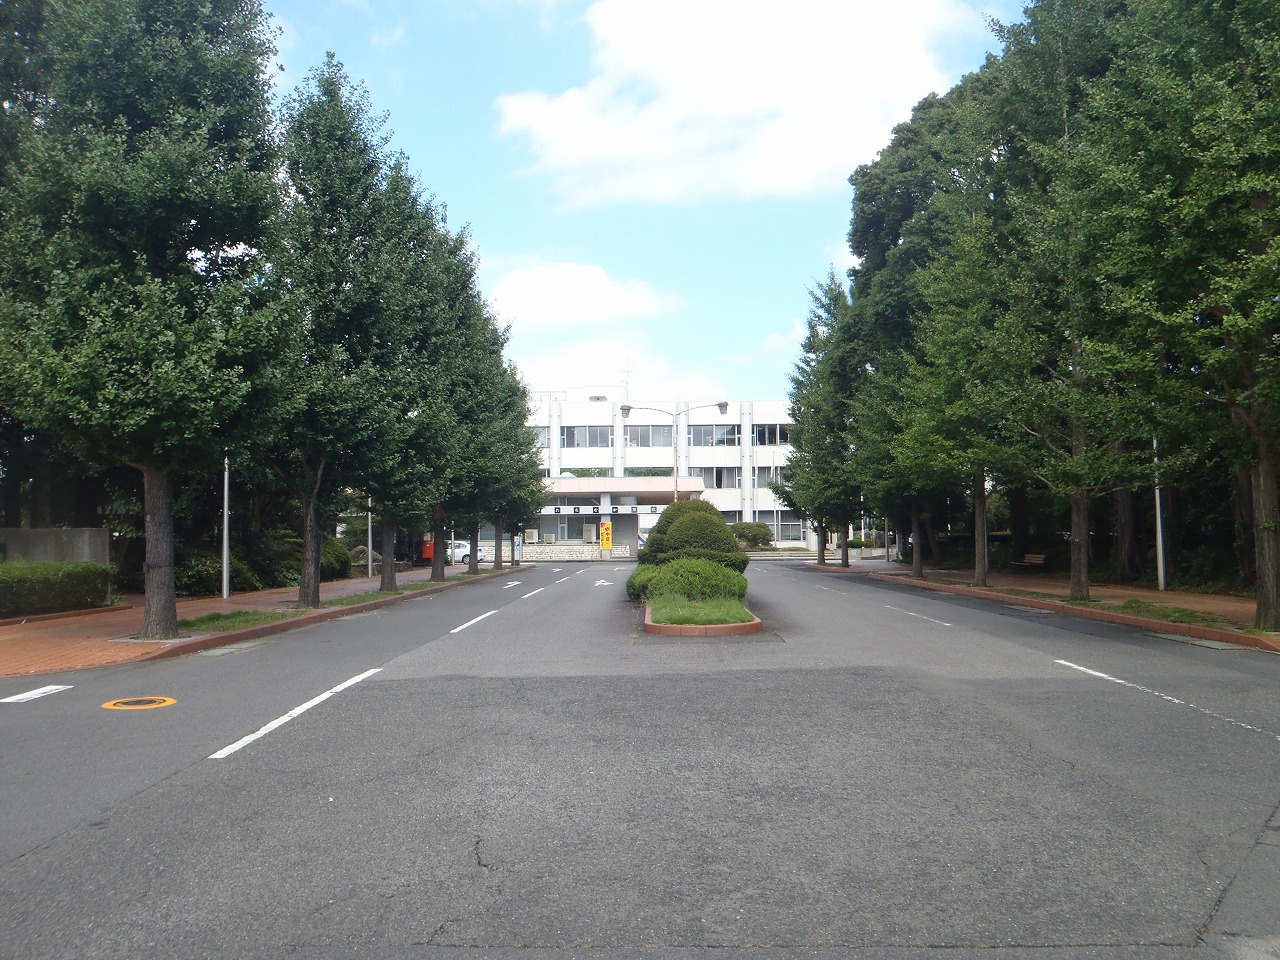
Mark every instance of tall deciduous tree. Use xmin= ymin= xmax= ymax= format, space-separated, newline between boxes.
xmin=0 ymin=0 xmax=279 ymax=637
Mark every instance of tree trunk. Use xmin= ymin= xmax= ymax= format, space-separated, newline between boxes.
xmin=973 ymin=470 xmax=988 ymax=588
xmin=298 ymin=490 xmax=323 ymax=608
xmin=1068 ymin=489 xmax=1091 ymax=602
xmin=1234 ymin=463 xmax=1257 ymax=590
xmin=1114 ymin=486 xmax=1141 ymax=581
xmin=911 ymin=499 xmax=924 ymax=579
xmin=139 ymin=463 xmax=178 ymax=640
xmin=430 ymin=517 xmax=446 ymax=582
xmin=815 ymin=519 xmax=827 ymax=565
xmin=469 ymin=528 xmax=480 ymax=574
xmin=492 ymin=516 xmax=504 ymax=571
xmin=839 ymin=523 xmax=850 ymax=567
xmin=1252 ymin=438 xmax=1279 ymax=630
xmin=379 ymin=518 xmax=398 ymax=593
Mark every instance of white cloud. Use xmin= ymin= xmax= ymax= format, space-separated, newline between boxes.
xmin=509 ymin=335 xmax=728 ymax=401
xmin=371 ymin=23 xmax=407 ymax=49
xmin=497 ymin=0 xmax=990 ymax=205
xmin=489 ymin=260 xmax=682 ymax=330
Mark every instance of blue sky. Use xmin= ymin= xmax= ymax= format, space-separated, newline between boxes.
xmin=263 ymin=0 xmax=1025 ymax=403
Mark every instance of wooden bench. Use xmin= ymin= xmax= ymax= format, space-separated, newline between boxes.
xmin=1011 ymin=553 xmax=1046 ymax=570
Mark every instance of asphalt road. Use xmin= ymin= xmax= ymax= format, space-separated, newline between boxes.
xmin=1 ymin=560 xmax=1278 ymax=959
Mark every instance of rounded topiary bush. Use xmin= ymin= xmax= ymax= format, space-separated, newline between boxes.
xmin=650 ymin=497 xmax=722 ymax=537
xmin=731 ymin=521 xmax=773 ymax=549
xmin=626 ymin=564 xmax=661 ymax=601
xmin=657 ymin=547 xmax=749 ymax=573
xmin=647 ymin=557 xmax=747 ymax=601
xmin=665 ymin=512 xmax=740 ymax=554
xmin=321 ymin=538 xmax=352 ymax=581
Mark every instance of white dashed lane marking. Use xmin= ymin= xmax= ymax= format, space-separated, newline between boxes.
xmin=2 ymin=685 xmax=73 ymax=703
xmin=1056 ymin=659 xmax=1280 ymax=743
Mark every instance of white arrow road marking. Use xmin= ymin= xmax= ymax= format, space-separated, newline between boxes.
xmin=884 ymin=605 xmax=952 ymax=627
xmin=595 ymin=580 xmax=613 ymax=586
xmin=209 ymin=669 xmax=381 ymax=759
xmin=522 ymin=588 xmax=544 ymax=598
xmin=451 ymin=610 xmax=497 ymax=633
xmin=552 ymin=567 xmax=563 ymax=572
xmin=2 ymin=684 xmax=73 ymax=703
xmin=503 ymin=581 xmax=521 ymax=589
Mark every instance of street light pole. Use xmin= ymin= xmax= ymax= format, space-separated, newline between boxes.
xmin=620 ymin=401 xmax=729 ymax=504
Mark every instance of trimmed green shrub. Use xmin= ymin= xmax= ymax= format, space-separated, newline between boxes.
xmin=665 ymin=512 xmax=739 ymax=553
xmin=655 ymin=547 xmax=749 ymax=573
xmin=647 ymin=557 xmax=747 ymax=601
xmin=0 ymin=561 xmax=111 ymax=618
xmin=175 ymin=552 xmax=262 ymax=597
xmin=626 ymin=564 xmax=661 ymax=601
xmin=638 ymin=499 xmax=749 ymax=575
xmin=731 ymin=521 xmax=773 ymax=549
xmin=321 ymin=538 xmax=352 ymax=581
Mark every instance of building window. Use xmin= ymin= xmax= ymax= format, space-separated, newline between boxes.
xmin=754 ymin=465 xmax=788 ymax=487
xmin=625 ymin=424 xmax=673 ymax=448
xmin=696 ymin=466 xmax=741 ymax=489
xmin=689 ymin=424 xmax=740 ymax=446
xmin=532 ymin=426 xmax=549 ymax=448
xmin=754 ymin=424 xmax=791 ymax=445
xmin=560 ymin=425 xmax=613 ymax=448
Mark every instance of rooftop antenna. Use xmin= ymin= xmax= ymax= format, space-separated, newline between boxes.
xmin=621 ymin=359 xmax=633 ymax=402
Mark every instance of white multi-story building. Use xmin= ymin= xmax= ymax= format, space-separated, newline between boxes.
xmin=525 ymin=393 xmax=804 ymax=558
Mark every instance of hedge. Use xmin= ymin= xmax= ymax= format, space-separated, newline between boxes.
xmin=0 ymin=561 xmax=111 ymax=618
xmin=646 ymin=557 xmax=748 ymax=601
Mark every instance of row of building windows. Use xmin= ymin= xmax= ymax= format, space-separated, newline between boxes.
xmin=532 ymin=423 xmax=792 ymax=449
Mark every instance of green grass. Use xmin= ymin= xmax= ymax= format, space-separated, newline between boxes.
xmin=648 ymin=595 xmax=755 ymax=625
xmin=322 ymin=589 xmax=407 ymax=607
xmin=1112 ymin=598 xmax=1233 ymax=627
xmin=177 ymin=610 xmax=300 ymax=633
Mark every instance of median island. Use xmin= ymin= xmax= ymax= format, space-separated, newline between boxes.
xmin=625 ymin=500 xmax=762 ymax=636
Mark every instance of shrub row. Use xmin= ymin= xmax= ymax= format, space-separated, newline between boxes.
xmin=638 ymin=499 xmax=749 ymax=573
xmin=626 ymin=557 xmax=748 ymax=602
xmin=0 ymin=561 xmax=111 ymax=618
xmin=174 ymin=539 xmax=351 ymax=598
xmin=730 ymin=521 xmax=773 ymax=549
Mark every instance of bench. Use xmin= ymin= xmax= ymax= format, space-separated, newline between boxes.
xmin=1011 ymin=553 xmax=1046 ymax=570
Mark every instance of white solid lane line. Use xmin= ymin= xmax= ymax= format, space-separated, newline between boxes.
xmin=1056 ymin=659 xmax=1280 ymax=742
xmin=522 ymin=588 xmax=545 ymax=599
xmin=2 ymin=684 xmax=73 ymax=703
xmin=450 ymin=610 xmax=497 ymax=633
xmin=209 ymin=668 xmax=382 ymax=759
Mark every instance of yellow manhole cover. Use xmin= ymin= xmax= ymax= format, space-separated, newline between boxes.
xmin=102 ymin=696 xmax=177 ymax=710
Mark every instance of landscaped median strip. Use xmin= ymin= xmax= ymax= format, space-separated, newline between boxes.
xmin=642 ymin=605 xmax=764 ymax=637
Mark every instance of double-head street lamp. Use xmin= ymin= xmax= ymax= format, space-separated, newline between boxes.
xmin=620 ymin=401 xmax=729 ymax=503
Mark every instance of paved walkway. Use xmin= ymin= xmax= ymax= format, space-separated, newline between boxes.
xmin=0 ymin=566 xmax=511 ymax=679
xmin=3 ymin=560 xmax=1276 ymax=680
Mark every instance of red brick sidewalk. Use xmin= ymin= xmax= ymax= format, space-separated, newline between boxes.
xmin=0 ymin=566 xmax=512 ymax=679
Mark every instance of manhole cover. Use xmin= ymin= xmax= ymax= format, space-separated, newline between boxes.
xmin=102 ymin=696 xmax=177 ymax=710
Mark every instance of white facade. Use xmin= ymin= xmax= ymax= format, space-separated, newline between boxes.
xmin=528 ymin=394 xmax=804 ymax=548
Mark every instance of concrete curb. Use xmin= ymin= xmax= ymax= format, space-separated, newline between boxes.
xmin=642 ymin=604 xmax=763 ymax=637
xmin=138 ymin=568 xmax=519 ymax=662
xmin=856 ymin=570 xmax=1280 ymax=654
xmin=0 ymin=605 xmax=118 ymax=628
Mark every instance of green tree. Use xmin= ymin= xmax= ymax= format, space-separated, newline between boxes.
xmin=0 ymin=0 xmax=279 ymax=637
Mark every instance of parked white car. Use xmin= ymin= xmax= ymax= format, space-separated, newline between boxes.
xmin=447 ymin=540 xmax=488 ymax=565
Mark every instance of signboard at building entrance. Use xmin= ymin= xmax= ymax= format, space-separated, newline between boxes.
xmin=599 ymin=521 xmax=613 ymax=551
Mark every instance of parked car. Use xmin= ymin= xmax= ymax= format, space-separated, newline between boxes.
xmin=447 ymin=540 xmax=488 ymax=565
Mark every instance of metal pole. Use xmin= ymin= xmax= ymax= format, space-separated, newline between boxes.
xmin=221 ymin=456 xmax=230 ymax=599
xmin=367 ymin=497 xmax=374 ymax=578
xmin=1153 ymin=436 xmax=1166 ymax=591
xmin=672 ymin=412 xmax=679 ymax=503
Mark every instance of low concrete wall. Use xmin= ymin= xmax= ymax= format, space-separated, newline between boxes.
xmin=520 ymin=543 xmax=632 ymax=562
xmin=0 ymin=528 xmax=110 ymax=565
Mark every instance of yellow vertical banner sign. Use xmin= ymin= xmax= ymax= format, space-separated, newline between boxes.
xmin=599 ymin=521 xmax=613 ymax=551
